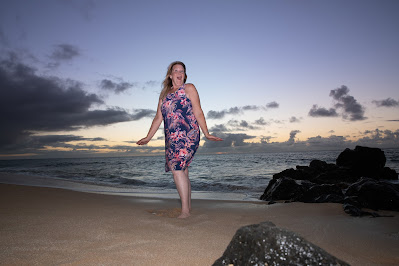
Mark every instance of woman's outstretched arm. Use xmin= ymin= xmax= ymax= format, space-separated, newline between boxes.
xmin=185 ymin=83 xmax=223 ymax=142
xmin=136 ymin=99 xmax=163 ymax=145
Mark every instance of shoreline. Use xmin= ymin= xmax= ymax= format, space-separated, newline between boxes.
xmin=1 ymin=174 xmax=399 ymax=265
xmin=0 ymin=172 xmax=261 ymax=201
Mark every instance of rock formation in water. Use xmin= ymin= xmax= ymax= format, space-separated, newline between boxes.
xmin=260 ymin=146 xmax=399 ymax=216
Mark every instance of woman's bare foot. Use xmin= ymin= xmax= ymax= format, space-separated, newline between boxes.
xmin=177 ymin=212 xmax=190 ymax=219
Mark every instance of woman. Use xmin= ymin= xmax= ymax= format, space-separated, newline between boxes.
xmin=137 ymin=61 xmax=222 ymax=218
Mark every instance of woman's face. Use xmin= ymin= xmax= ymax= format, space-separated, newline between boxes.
xmin=169 ymin=64 xmax=185 ymax=88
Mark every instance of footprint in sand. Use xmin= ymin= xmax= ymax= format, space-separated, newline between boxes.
xmin=147 ymin=208 xmax=182 ymax=218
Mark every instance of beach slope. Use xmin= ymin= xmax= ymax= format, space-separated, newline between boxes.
xmin=1 ymin=183 xmax=398 ymax=265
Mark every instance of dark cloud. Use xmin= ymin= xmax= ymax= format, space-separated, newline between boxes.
xmin=254 ymin=117 xmax=269 ymax=126
xmin=266 ymin=101 xmax=279 ymax=108
xmin=356 ymin=128 xmax=399 ymax=147
xmin=0 ymin=133 xmax=107 ymax=155
xmin=288 ymin=130 xmax=301 ymax=143
xmin=207 ymin=107 xmax=241 ymax=119
xmin=308 ymin=105 xmax=338 ymax=117
xmin=203 ymin=133 xmax=255 ymax=148
xmin=309 ymin=85 xmax=366 ymax=121
xmin=227 ymin=119 xmax=259 ymax=130
xmin=330 ymin=85 xmax=366 ymax=121
xmin=143 ymin=80 xmax=160 ymax=90
xmin=50 ymin=44 xmax=80 ymax=61
xmin=209 ymin=124 xmax=230 ymax=132
xmin=131 ymin=109 xmax=156 ymax=120
xmin=372 ymin=97 xmax=399 ymax=107
xmin=100 ymin=79 xmax=135 ymax=94
xmin=387 ymin=120 xmax=399 ymax=122
xmin=260 ymin=136 xmax=273 ymax=143
xmin=0 ymin=57 xmax=141 ymax=152
xmin=289 ymin=116 xmax=301 ymax=123
xmin=242 ymin=105 xmax=259 ymax=111
xmin=207 ymin=103 xmax=272 ymax=120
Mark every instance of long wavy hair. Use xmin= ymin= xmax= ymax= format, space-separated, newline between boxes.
xmin=160 ymin=61 xmax=187 ymax=100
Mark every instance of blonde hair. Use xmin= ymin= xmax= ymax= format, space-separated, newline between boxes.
xmin=160 ymin=61 xmax=187 ymax=100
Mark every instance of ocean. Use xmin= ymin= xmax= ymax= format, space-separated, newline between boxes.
xmin=1 ymin=149 xmax=398 ymax=201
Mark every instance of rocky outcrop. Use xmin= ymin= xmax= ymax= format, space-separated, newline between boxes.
xmin=213 ymin=221 xmax=349 ymax=266
xmin=260 ymin=146 xmax=399 ymax=216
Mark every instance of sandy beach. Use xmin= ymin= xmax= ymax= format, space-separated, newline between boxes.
xmin=1 ymin=179 xmax=399 ymax=265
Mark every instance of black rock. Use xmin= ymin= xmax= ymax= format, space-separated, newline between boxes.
xmin=381 ymin=167 xmax=398 ymax=180
xmin=309 ymin=159 xmax=329 ymax=171
xmin=314 ymin=168 xmax=358 ymax=185
xmin=345 ymin=177 xmax=399 ymax=211
xmin=302 ymin=184 xmax=345 ymax=203
xmin=261 ymin=146 xmax=398 ymax=217
xmin=336 ymin=146 xmax=386 ymax=178
xmin=213 ymin=221 xmax=349 ymax=266
xmin=260 ymin=177 xmax=313 ymax=201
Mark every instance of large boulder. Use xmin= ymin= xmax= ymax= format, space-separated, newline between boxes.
xmin=302 ymin=184 xmax=345 ymax=203
xmin=260 ymin=178 xmax=345 ymax=204
xmin=213 ymin=221 xmax=349 ymax=266
xmin=345 ymin=177 xmax=399 ymax=212
xmin=259 ymin=177 xmax=313 ymax=202
xmin=260 ymin=146 xmax=398 ymax=217
xmin=336 ymin=146 xmax=386 ymax=178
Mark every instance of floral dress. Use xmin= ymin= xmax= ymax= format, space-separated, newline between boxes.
xmin=161 ymin=84 xmax=200 ymax=172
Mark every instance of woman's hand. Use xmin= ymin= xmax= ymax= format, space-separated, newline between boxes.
xmin=205 ymin=134 xmax=223 ymax=141
xmin=136 ymin=137 xmax=151 ymax=145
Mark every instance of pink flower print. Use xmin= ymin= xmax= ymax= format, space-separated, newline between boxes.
xmin=170 ymin=131 xmax=178 ymax=142
xmin=179 ymin=149 xmax=188 ymax=158
xmin=177 ymin=89 xmax=185 ymax=97
xmin=178 ymin=131 xmax=185 ymax=139
xmin=180 ymin=98 xmax=188 ymax=107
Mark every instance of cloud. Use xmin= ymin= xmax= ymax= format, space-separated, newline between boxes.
xmin=330 ymin=85 xmax=366 ymax=121
xmin=355 ymin=128 xmax=399 ymax=147
xmin=100 ymin=79 xmax=135 ymax=94
xmin=308 ymin=85 xmax=366 ymax=121
xmin=50 ymin=44 xmax=80 ymax=61
xmin=289 ymin=116 xmax=301 ymax=123
xmin=372 ymin=97 xmax=399 ymax=107
xmin=254 ymin=117 xmax=269 ymax=125
xmin=207 ymin=107 xmax=241 ymax=119
xmin=0 ymin=133 xmax=107 ymax=155
xmin=288 ymin=130 xmax=301 ymax=143
xmin=242 ymin=105 xmax=260 ymax=111
xmin=142 ymin=80 xmax=160 ymax=90
xmin=266 ymin=101 xmax=279 ymax=108
xmin=308 ymin=105 xmax=338 ymax=117
xmin=203 ymin=133 xmax=255 ymax=148
xmin=260 ymin=136 xmax=273 ymax=143
xmin=131 ymin=109 xmax=156 ymax=120
xmin=209 ymin=124 xmax=230 ymax=132
xmin=0 ymin=56 xmax=142 ymax=152
xmin=227 ymin=119 xmax=260 ymax=131
xmin=207 ymin=102 xmax=279 ymax=120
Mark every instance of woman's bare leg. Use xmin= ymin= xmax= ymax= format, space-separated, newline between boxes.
xmin=172 ymin=169 xmax=191 ymax=218
xmin=184 ymin=167 xmax=191 ymax=211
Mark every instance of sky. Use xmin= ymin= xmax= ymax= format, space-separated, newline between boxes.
xmin=0 ymin=0 xmax=398 ymax=159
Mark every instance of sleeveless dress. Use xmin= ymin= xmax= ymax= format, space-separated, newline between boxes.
xmin=161 ymin=84 xmax=200 ymax=172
